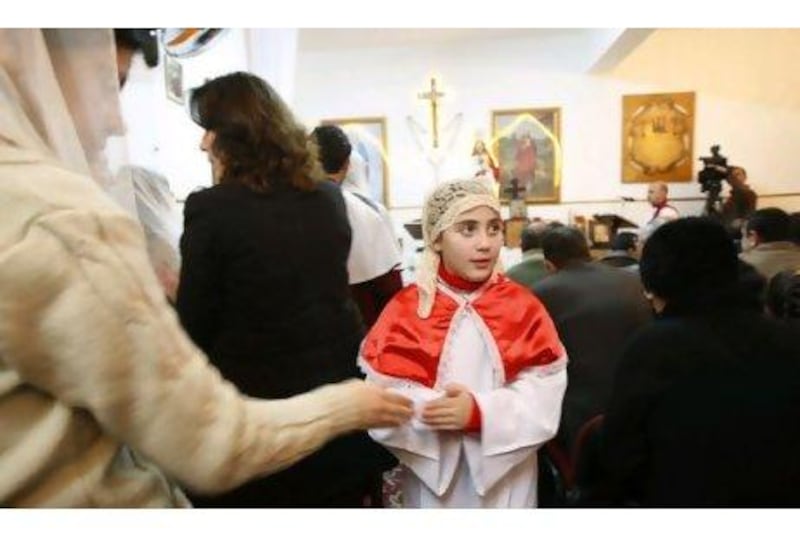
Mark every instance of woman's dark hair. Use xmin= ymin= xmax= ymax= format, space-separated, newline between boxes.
xmin=189 ymin=72 xmax=321 ymax=192
xmin=640 ymin=217 xmax=740 ymax=313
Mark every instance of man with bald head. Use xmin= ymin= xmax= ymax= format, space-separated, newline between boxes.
xmin=642 ymin=181 xmax=679 ymax=237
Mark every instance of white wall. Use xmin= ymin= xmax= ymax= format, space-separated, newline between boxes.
xmin=113 ymin=29 xmax=249 ymax=200
xmin=115 ymin=28 xmax=800 ymax=237
xmin=294 ymin=29 xmax=800 ymax=233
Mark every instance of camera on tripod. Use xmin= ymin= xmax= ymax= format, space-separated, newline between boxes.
xmin=698 ymin=145 xmax=736 ymax=217
xmin=698 ymin=145 xmax=730 ymax=193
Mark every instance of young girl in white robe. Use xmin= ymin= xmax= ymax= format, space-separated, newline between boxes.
xmin=359 ymin=178 xmax=568 ymax=507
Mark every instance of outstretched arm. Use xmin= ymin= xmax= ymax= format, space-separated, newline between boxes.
xmin=0 ymin=208 xmax=411 ymax=494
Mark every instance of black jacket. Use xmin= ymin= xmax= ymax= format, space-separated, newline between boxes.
xmin=177 ymin=181 xmax=394 ymax=506
xmin=603 ymin=307 xmax=800 ymax=506
xmin=532 ymin=262 xmax=652 ymax=452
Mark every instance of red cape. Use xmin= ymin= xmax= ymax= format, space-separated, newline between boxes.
xmin=361 ymin=276 xmax=562 ymax=388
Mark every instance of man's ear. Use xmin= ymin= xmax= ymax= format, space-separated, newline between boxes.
xmin=544 ymin=259 xmax=558 ymax=273
xmin=747 ymin=229 xmax=761 ymax=246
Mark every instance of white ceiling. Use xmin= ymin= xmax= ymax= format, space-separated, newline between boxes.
xmin=298 ymin=28 xmax=600 ymax=52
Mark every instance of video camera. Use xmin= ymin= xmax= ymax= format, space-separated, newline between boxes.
xmin=698 ymin=145 xmax=729 ymax=193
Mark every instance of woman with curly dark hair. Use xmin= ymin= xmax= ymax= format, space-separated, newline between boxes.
xmin=177 ymin=72 xmax=396 ymax=507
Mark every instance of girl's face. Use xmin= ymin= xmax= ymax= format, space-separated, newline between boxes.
xmin=435 ymin=205 xmax=504 ymax=282
xmin=200 ymin=130 xmax=224 ymax=184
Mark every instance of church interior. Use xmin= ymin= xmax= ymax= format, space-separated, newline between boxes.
xmin=2 ymin=24 xmax=800 ymax=512
xmin=115 ymin=28 xmax=800 ymax=244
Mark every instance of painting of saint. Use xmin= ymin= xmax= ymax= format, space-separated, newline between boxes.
xmin=491 ymin=108 xmax=561 ymax=204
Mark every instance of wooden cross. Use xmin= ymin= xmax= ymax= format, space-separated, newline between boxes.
xmin=417 ymin=77 xmax=445 ymax=148
xmin=504 ymin=177 xmax=525 ymax=200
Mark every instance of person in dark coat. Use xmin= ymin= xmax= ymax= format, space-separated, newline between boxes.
xmin=602 ymin=217 xmax=800 ymax=506
xmin=176 ymin=72 xmax=396 ymax=507
xmin=531 ymin=226 xmax=652 ymax=454
xmin=598 ymin=232 xmax=639 ymax=269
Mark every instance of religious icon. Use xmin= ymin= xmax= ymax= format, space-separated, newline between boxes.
xmin=471 ymin=139 xmax=499 ymax=182
xmin=621 ymin=92 xmax=695 ymax=182
xmin=492 ymin=108 xmax=561 ymax=204
xmin=406 ymin=77 xmax=463 ymax=183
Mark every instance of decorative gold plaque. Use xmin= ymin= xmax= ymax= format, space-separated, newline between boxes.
xmin=622 ymin=92 xmax=694 ymax=183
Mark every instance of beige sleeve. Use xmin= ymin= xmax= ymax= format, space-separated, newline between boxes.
xmin=0 ymin=208 xmax=363 ymax=494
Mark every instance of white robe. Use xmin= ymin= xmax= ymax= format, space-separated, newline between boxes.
xmin=342 ymin=188 xmax=402 ymax=284
xmin=360 ymin=283 xmax=568 ymax=507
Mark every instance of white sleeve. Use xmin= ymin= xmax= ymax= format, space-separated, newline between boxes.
xmin=358 ymin=356 xmax=462 ymax=496
xmin=0 ymin=208 xmax=375 ymax=494
xmin=468 ymin=357 xmax=568 ymax=494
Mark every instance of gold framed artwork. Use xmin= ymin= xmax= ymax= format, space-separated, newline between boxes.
xmin=621 ymin=92 xmax=695 ymax=182
xmin=320 ymin=117 xmax=390 ymax=207
xmin=491 ymin=108 xmax=561 ymax=204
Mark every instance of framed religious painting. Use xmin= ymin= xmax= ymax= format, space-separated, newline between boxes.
xmin=621 ymin=92 xmax=695 ymax=183
xmin=320 ymin=117 xmax=390 ymax=207
xmin=491 ymin=108 xmax=561 ymax=204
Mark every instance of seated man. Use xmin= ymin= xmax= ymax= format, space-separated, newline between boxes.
xmin=598 ymin=232 xmax=639 ymax=269
xmin=532 ymin=226 xmax=652 ymax=454
xmin=740 ymin=207 xmax=800 ymax=281
xmin=506 ymin=220 xmax=551 ymax=287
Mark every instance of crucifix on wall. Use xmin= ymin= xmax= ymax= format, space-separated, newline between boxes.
xmin=406 ymin=76 xmax=463 ymax=182
xmin=417 ymin=77 xmax=444 ymax=149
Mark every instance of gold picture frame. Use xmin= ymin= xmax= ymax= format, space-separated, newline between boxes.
xmin=491 ymin=108 xmax=562 ymax=204
xmin=621 ymin=92 xmax=695 ymax=182
xmin=320 ymin=117 xmax=390 ymax=207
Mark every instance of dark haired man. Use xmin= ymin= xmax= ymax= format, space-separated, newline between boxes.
xmin=506 ymin=220 xmax=550 ymax=287
xmin=311 ymin=124 xmax=403 ymax=328
xmin=740 ymin=207 xmax=800 ymax=280
xmin=532 ymin=226 xmax=651 ymax=453
xmin=598 ymin=232 xmax=639 ymax=269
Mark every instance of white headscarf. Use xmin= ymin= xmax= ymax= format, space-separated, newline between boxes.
xmin=118 ymin=165 xmax=183 ymax=300
xmin=0 ymin=29 xmax=124 ymax=185
xmin=416 ymin=178 xmax=503 ymax=318
xmin=342 ymin=150 xmax=372 ymax=198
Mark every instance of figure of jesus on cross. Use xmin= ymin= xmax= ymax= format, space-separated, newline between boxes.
xmin=418 ymin=77 xmax=444 ymax=149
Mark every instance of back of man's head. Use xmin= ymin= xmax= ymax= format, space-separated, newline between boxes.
xmin=746 ymin=207 xmax=791 ymax=243
xmin=640 ymin=217 xmax=739 ymax=311
xmin=311 ymin=125 xmax=352 ymax=176
xmin=610 ymin=232 xmax=638 ymax=253
xmin=542 ymin=226 xmax=590 ymax=269
xmin=520 ymin=221 xmax=548 ymax=252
